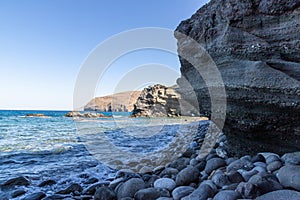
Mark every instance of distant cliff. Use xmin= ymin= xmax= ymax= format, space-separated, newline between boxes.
xmin=84 ymin=91 xmax=141 ymax=112
xmin=176 ymin=0 xmax=300 ymax=155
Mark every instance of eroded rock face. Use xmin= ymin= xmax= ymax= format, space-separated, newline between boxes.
xmin=176 ymin=0 xmax=300 ymax=156
xmin=131 ymin=84 xmax=182 ymax=117
xmin=84 ymin=91 xmax=141 ymax=112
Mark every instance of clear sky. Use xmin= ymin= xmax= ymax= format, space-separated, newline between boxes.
xmin=0 ymin=0 xmax=208 ymax=110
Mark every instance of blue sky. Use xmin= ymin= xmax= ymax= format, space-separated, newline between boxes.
xmin=0 ymin=0 xmax=208 ymax=110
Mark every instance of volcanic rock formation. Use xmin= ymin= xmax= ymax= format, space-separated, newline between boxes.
xmin=131 ymin=84 xmax=182 ymax=117
xmin=176 ymin=0 xmax=300 ymax=155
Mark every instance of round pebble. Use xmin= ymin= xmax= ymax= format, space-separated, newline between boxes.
xmin=172 ymin=186 xmax=194 ymax=200
xmin=154 ymin=178 xmax=176 ymax=191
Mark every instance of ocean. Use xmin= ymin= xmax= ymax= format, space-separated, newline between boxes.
xmin=0 ymin=110 xmax=202 ymax=198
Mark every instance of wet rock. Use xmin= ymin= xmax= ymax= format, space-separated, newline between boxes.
xmin=43 ymin=194 xmax=72 ymax=200
xmin=172 ymin=186 xmax=195 ymax=200
xmin=139 ymin=166 xmax=153 ymax=174
xmin=206 ymin=153 xmax=218 ymax=161
xmin=205 ymin=158 xmax=226 ymax=175
xmin=239 ymin=169 xmax=259 ymax=181
xmin=109 ymin=178 xmax=126 ymax=190
xmin=235 ymin=182 xmax=260 ymax=199
xmin=194 ymin=161 xmax=206 ymax=171
xmin=266 ymin=155 xmax=280 ymax=165
xmin=227 ymin=171 xmax=244 ymax=183
xmin=82 ymin=182 xmax=105 ymax=195
xmin=64 ymin=111 xmax=106 ymax=118
xmin=256 ymin=190 xmax=300 ymax=200
xmin=84 ymin=177 xmax=98 ymax=184
xmin=153 ymin=166 xmax=165 ymax=175
xmin=116 ymin=169 xmax=138 ymax=179
xmin=11 ymin=189 xmax=26 ymax=198
xmin=156 ymin=198 xmax=173 ymax=200
xmin=116 ymin=178 xmax=145 ymax=198
xmin=225 ymin=158 xmax=237 ymax=165
xmin=182 ymin=184 xmax=215 ymax=200
xmin=201 ymin=180 xmax=218 ymax=193
xmin=213 ymin=190 xmax=240 ymax=200
xmin=74 ymin=195 xmax=93 ymax=200
xmin=248 ymin=174 xmax=282 ymax=194
xmin=212 ymin=172 xmax=229 ymax=187
xmin=278 ymin=165 xmax=300 ymax=191
xmin=282 ymin=152 xmax=300 ymax=165
xmin=182 ymin=148 xmax=195 ymax=158
xmin=252 ymin=154 xmax=266 ymax=163
xmin=1 ymin=176 xmax=30 ymax=187
xmin=38 ymin=179 xmax=56 ymax=187
xmin=190 ymin=158 xmax=199 ymax=166
xmin=222 ymin=183 xmax=239 ymax=190
xmin=134 ymin=188 xmax=170 ymax=200
xmin=160 ymin=168 xmax=179 ymax=177
xmin=216 ymin=147 xmax=228 ymax=158
xmin=254 ymin=162 xmax=267 ymax=168
xmin=154 ymin=178 xmax=176 ymax=191
xmin=176 ymin=166 xmax=199 ymax=186
xmin=78 ymin=173 xmax=90 ymax=179
xmin=57 ymin=183 xmax=82 ymax=194
xmin=167 ymin=157 xmax=190 ymax=171
xmin=21 ymin=192 xmax=46 ymax=200
xmin=25 ymin=114 xmax=46 ymax=117
xmin=227 ymin=159 xmax=254 ymax=172
xmin=253 ymin=166 xmax=267 ymax=174
xmin=144 ymin=174 xmax=159 ymax=188
xmin=267 ymin=161 xmax=283 ymax=172
xmin=94 ymin=187 xmax=116 ymax=200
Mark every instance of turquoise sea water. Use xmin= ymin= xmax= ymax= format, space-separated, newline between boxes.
xmin=0 ymin=110 xmax=200 ymax=197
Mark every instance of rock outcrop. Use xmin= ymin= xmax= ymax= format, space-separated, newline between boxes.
xmin=25 ymin=114 xmax=47 ymax=118
xmin=64 ymin=111 xmax=109 ymax=118
xmin=131 ymin=84 xmax=182 ymax=117
xmin=176 ymin=0 xmax=300 ymax=155
xmin=84 ymin=91 xmax=141 ymax=112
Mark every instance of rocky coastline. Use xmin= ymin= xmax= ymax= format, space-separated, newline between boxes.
xmin=2 ymin=0 xmax=299 ymax=199
xmin=1 ymin=120 xmax=300 ymax=199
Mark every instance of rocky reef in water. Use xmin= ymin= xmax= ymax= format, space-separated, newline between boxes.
xmin=176 ymin=0 xmax=300 ymax=156
xmin=84 ymin=91 xmax=141 ymax=112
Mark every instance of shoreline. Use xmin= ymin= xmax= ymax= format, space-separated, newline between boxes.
xmin=1 ymin=119 xmax=299 ymax=200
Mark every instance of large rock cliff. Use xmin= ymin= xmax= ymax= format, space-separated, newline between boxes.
xmin=131 ymin=84 xmax=182 ymax=117
xmin=176 ymin=0 xmax=300 ymax=155
xmin=84 ymin=91 xmax=141 ymax=112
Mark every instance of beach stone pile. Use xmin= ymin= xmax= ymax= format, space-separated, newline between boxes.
xmin=1 ymin=121 xmax=300 ymax=200
xmin=87 ymin=145 xmax=300 ymax=200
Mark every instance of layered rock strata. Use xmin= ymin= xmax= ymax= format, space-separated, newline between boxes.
xmin=132 ymin=84 xmax=182 ymax=117
xmin=176 ymin=0 xmax=300 ymax=155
